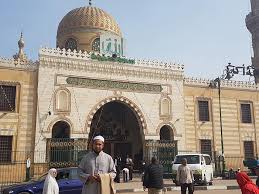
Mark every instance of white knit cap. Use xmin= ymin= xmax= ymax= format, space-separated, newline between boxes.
xmin=93 ymin=135 xmax=105 ymax=142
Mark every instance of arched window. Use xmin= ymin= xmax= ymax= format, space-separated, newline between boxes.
xmin=160 ymin=98 xmax=171 ymax=116
xmin=55 ymin=89 xmax=70 ymax=112
xmin=92 ymin=38 xmax=100 ymax=52
xmin=160 ymin=125 xmax=172 ymax=141
xmin=65 ymin=38 xmax=77 ymax=51
xmin=52 ymin=121 xmax=70 ymax=138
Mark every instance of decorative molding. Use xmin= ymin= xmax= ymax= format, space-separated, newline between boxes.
xmin=39 ymin=47 xmax=184 ymax=81
xmin=0 ymin=57 xmax=38 ymax=71
xmin=184 ymin=77 xmax=258 ymax=91
xmin=84 ymin=95 xmax=148 ymax=135
xmin=159 ymin=96 xmax=172 ymax=119
xmin=66 ymin=76 xmax=162 ymax=93
xmin=155 ymin=122 xmax=178 ymax=138
xmin=53 ymin=87 xmax=71 ymax=114
xmin=241 ymin=132 xmax=254 ymax=141
xmin=198 ymin=131 xmax=212 ymax=140
xmin=0 ymin=81 xmax=21 ymax=86
xmin=46 ymin=116 xmax=74 ymax=134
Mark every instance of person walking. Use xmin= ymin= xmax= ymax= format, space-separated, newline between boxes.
xmin=176 ymin=158 xmax=194 ymax=194
xmin=236 ymin=172 xmax=259 ymax=194
xmin=126 ymin=155 xmax=134 ymax=180
xmin=42 ymin=168 xmax=59 ymax=194
xmin=78 ymin=135 xmax=116 ymax=194
xmin=143 ymin=157 xmax=164 ymax=194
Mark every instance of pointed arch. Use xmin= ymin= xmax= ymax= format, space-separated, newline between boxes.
xmin=85 ymin=96 xmax=147 ymax=135
xmin=156 ymin=122 xmax=177 ymax=138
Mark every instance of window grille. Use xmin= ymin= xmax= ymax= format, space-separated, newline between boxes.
xmin=0 ymin=136 xmax=13 ymax=163
xmin=0 ymin=85 xmax=16 ymax=112
xmin=200 ymin=139 xmax=212 ymax=157
xmin=198 ymin=100 xmax=209 ymax=121
xmin=241 ymin=103 xmax=252 ymax=123
xmin=244 ymin=141 xmax=254 ymax=159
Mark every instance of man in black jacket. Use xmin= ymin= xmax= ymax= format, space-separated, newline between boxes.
xmin=143 ymin=157 xmax=164 ymax=194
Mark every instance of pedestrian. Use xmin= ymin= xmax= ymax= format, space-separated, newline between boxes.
xmin=78 ymin=135 xmax=116 ymax=194
xmin=141 ymin=160 xmax=147 ymax=181
xmin=140 ymin=160 xmax=147 ymax=174
xmin=143 ymin=157 xmax=164 ymax=194
xmin=122 ymin=167 xmax=130 ymax=182
xmin=126 ymin=154 xmax=134 ymax=180
xmin=176 ymin=158 xmax=194 ymax=194
xmin=228 ymin=168 xmax=235 ymax=179
xmin=42 ymin=168 xmax=59 ymax=194
xmin=236 ymin=172 xmax=259 ymax=194
xmin=26 ymin=156 xmax=31 ymax=181
xmin=114 ymin=155 xmax=121 ymax=183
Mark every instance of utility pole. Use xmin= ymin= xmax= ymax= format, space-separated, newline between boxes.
xmin=210 ymin=78 xmax=226 ymax=176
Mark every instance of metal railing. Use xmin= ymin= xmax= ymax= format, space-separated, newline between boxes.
xmin=0 ymin=150 xmax=84 ymax=192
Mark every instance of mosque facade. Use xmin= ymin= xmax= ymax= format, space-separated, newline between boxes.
xmin=0 ymin=1 xmax=259 ymax=181
xmin=34 ymin=6 xmax=186 ymax=168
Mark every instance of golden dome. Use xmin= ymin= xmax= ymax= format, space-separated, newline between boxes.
xmin=57 ymin=6 xmax=122 ymax=37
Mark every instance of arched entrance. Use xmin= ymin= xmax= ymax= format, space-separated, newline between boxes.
xmin=49 ymin=121 xmax=71 ymax=165
xmin=88 ymin=100 xmax=144 ymax=170
xmin=158 ymin=125 xmax=178 ymax=175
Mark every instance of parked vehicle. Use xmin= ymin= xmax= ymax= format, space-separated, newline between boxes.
xmin=2 ymin=167 xmax=83 ymax=194
xmin=243 ymin=159 xmax=259 ymax=175
xmin=171 ymin=153 xmax=213 ymax=185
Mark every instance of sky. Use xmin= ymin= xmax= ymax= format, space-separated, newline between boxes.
xmin=0 ymin=0 xmax=253 ymax=80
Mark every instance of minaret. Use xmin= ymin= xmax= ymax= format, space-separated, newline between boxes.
xmin=246 ymin=0 xmax=259 ymax=83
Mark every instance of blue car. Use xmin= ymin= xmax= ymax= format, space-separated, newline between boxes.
xmin=2 ymin=167 xmax=83 ymax=194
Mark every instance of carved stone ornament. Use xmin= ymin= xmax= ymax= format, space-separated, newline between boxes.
xmin=66 ymin=77 xmax=162 ymax=93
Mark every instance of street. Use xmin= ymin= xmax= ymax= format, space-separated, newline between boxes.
xmin=114 ymin=177 xmax=248 ymax=190
xmin=122 ymin=190 xmax=241 ymax=194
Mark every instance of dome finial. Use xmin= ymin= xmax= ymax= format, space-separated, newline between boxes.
xmin=18 ymin=32 xmax=25 ymax=49
xmin=13 ymin=31 xmax=27 ymax=63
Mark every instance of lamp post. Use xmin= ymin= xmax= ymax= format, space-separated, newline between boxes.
xmin=210 ymin=63 xmax=255 ymax=176
xmin=210 ymin=77 xmax=226 ymax=176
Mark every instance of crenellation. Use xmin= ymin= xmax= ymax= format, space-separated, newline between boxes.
xmin=39 ymin=47 xmax=184 ymax=73
xmin=0 ymin=56 xmax=38 ymax=70
xmin=184 ymin=76 xmax=257 ymax=90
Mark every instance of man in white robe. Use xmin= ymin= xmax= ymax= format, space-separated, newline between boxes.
xmin=78 ymin=135 xmax=116 ymax=194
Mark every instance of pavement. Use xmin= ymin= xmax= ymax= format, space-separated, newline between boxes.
xmin=114 ymin=177 xmax=255 ymax=193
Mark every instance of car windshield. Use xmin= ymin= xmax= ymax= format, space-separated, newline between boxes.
xmin=33 ymin=168 xmax=80 ymax=182
xmin=174 ymin=155 xmax=200 ymax=164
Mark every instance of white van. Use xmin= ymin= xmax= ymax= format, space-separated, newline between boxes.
xmin=171 ymin=153 xmax=213 ymax=185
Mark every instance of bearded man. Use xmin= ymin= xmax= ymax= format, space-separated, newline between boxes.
xmin=78 ymin=135 xmax=116 ymax=194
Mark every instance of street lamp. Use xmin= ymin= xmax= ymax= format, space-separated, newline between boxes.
xmin=209 ymin=62 xmax=254 ymax=176
xmin=209 ymin=78 xmax=226 ymax=176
